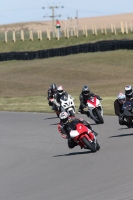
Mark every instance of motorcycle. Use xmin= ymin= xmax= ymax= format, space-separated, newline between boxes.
xmin=52 ymin=94 xmax=76 ymax=117
xmin=85 ymin=96 xmax=104 ymax=124
xmin=122 ymin=101 xmax=133 ymax=127
xmin=70 ymin=122 xmax=100 ymax=152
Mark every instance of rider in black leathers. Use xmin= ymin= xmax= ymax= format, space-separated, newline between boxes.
xmin=114 ymin=92 xmax=131 ymax=127
xmin=78 ymin=85 xmax=102 ymax=113
xmin=47 ymin=83 xmax=57 ymax=109
xmin=125 ymin=85 xmax=133 ymax=101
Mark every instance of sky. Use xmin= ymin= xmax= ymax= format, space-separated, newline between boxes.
xmin=0 ymin=0 xmax=133 ymax=25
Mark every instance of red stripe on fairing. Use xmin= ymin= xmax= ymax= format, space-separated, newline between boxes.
xmin=87 ymin=96 xmax=97 ymax=107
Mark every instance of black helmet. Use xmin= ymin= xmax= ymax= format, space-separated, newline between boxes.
xmin=125 ymin=85 xmax=133 ymax=96
xmin=50 ymin=83 xmax=57 ymax=93
xmin=82 ymin=85 xmax=90 ymax=96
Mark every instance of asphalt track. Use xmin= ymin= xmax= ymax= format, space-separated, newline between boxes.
xmin=0 ymin=112 xmax=133 ymax=200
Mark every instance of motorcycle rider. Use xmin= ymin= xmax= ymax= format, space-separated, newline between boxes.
xmin=114 ymin=92 xmax=131 ymax=128
xmin=78 ymin=85 xmax=102 ymax=114
xmin=52 ymin=86 xmax=69 ymax=111
xmin=125 ymin=85 xmax=133 ymax=101
xmin=58 ymin=112 xmax=97 ymax=149
xmin=47 ymin=83 xmax=57 ymax=109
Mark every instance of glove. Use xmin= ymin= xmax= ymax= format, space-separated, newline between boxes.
xmin=50 ymin=98 xmax=54 ymax=102
xmin=97 ymin=96 xmax=102 ymax=100
xmin=83 ymin=104 xmax=87 ymax=108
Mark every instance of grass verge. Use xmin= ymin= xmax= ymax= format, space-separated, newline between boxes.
xmin=0 ymin=50 xmax=133 ymax=115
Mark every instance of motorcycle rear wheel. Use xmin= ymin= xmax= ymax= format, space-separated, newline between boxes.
xmin=81 ymin=137 xmax=97 ymax=152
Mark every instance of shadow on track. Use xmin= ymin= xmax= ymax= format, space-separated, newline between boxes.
xmin=50 ymin=123 xmax=59 ymax=125
xmin=109 ymin=133 xmax=133 ymax=138
xmin=53 ymin=150 xmax=93 ymax=157
xmin=44 ymin=116 xmax=58 ymax=120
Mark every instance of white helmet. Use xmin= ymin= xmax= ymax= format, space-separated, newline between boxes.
xmin=117 ymin=92 xmax=126 ymax=104
xmin=57 ymin=86 xmax=64 ymax=95
xmin=59 ymin=112 xmax=68 ymax=124
xmin=125 ymin=85 xmax=133 ymax=96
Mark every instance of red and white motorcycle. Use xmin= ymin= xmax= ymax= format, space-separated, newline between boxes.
xmin=70 ymin=123 xmax=100 ymax=152
xmin=85 ymin=96 xmax=104 ymax=124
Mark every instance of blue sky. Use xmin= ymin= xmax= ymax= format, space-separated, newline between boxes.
xmin=0 ymin=0 xmax=133 ymax=25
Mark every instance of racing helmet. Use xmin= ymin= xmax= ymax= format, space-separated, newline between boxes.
xmin=82 ymin=85 xmax=90 ymax=96
xmin=117 ymin=92 xmax=126 ymax=104
xmin=57 ymin=86 xmax=64 ymax=95
xmin=50 ymin=83 xmax=57 ymax=93
xmin=125 ymin=85 xmax=133 ymax=96
xmin=59 ymin=112 xmax=68 ymax=124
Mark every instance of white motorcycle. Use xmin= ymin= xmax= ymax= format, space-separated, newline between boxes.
xmin=60 ymin=94 xmax=76 ymax=117
xmin=85 ymin=96 xmax=104 ymax=124
xmin=52 ymin=94 xmax=76 ymax=117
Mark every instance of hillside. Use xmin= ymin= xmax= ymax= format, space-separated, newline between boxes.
xmin=0 ymin=13 xmax=133 ymax=32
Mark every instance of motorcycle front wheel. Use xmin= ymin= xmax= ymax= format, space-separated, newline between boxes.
xmin=93 ymin=108 xmax=104 ymax=124
xmin=96 ymin=142 xmax=100 ymax=150
xmin=81 ymin=137 xmax=97 ymax=152
xmin=69 ymin=110 xmax=75 ymax=117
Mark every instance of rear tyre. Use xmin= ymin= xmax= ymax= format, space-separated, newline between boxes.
xmin=81 ymin=136 xmax=97 ymax=152
xmin=93 ymin=109 xmax=104 ymax=124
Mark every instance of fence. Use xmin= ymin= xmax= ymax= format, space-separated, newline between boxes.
xmin=0 ymin=39 xmax=133 ymax=61
xmin=0 ymin=21 xmax=133 ymax=42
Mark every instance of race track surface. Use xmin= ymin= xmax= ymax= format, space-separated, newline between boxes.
xmin=0 ymin=112 xmax=133 ymax=200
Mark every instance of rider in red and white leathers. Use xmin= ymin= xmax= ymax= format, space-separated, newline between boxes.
xmin=58 ymin=112 xmax=97 ymax=149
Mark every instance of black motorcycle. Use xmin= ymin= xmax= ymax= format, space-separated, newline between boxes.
xmin=122 ymin=101 xmax=133 ymax=128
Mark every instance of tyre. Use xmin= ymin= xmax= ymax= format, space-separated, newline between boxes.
xmin=69 ymin=110 xmax=75 ymax=117
xmin=81 ymin=136 xmax=97 ymax=152
xmin=93 ymin=108 xmax=104 ymax=124
xmin=96 ymin=142 xmax=100 ymax=150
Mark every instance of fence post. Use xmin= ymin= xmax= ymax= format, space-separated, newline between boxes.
xmin=129 ymin=22 xmax=132 ymax=33
xmin=55 ymin=28 xmax=59 ymax=40
xmin=101 ymin=25 xmax=104 ymax=34
xmin=29 ymin=30 xmax=33 ymax=41
xmin=39 ymin=30 xmax=42 ymax=41
xmin=92 ymin=25 xmax=95 ymax=35
xmin=114 ymin=24 xmax=117 ymax=35
xmin=83 ymin=26 xmax=85 ymax=36
xmin=63 ymin=28 xmax=66 ymax=38
xmin=4 ymin=31 xmax=7 ymax=43
xmin=125 ymin=22 xmax=128 ymax=34
xmin=85 ymin=25 xmax=88 ymax=37
xmin=13 ymin=31 xmax=16 ymax=42
xmin=21 ymin=30 xmax=24 ymax=41
xmin=94 ymin=25 xmax=97 ymax=36
xmin=66 ymin=28 xmax=69 ymax=39
xmin=104 ymin=25 xmax=107 ymax=35
xmin=120 ymin=21 xmax=124 ymax=34
xmin=46 ymin=28 xmax=49 ymax=40
xmin=37 ymin=30 xmax=40 ymax=40
xmin=111 ymin=23 xmax=114 ymax=34
xmin=74 ymin=27 xmax=76 ymax=37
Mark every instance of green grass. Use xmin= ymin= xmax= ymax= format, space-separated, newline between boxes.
xmin=0 ymin=50 xmax=133 ymax=115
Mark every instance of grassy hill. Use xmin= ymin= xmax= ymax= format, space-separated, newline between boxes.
xmin=0 ymin=50 xmax=133 ymax=115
